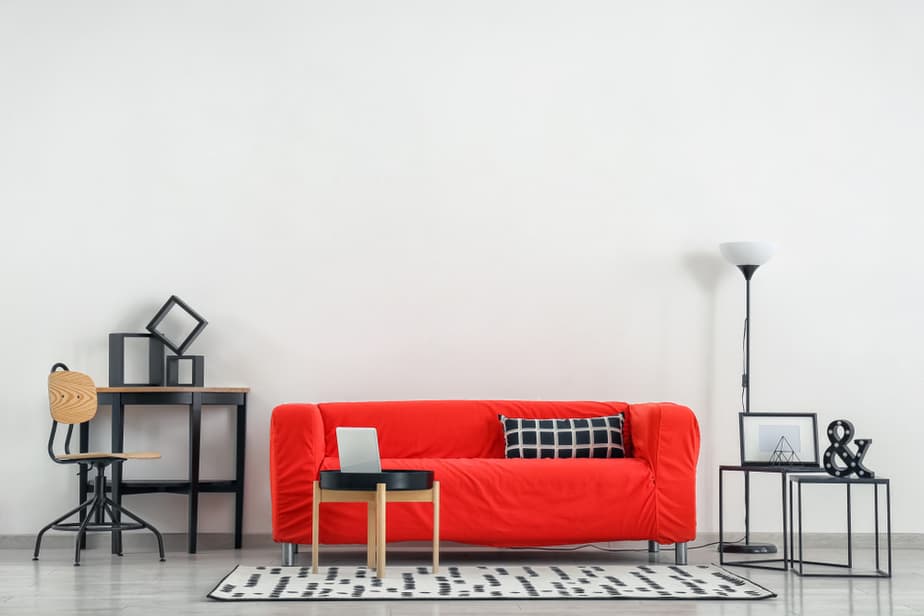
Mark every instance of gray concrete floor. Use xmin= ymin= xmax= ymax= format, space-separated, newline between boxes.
xmin=1 ymin=541 xmax=919 ymax=615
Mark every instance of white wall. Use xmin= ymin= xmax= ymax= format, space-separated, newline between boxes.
xmin=1 ymin=1 xmax=922 ymax=539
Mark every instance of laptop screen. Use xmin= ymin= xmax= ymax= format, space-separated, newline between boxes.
xmin=335 ymin=427 xmax=382 ymax=473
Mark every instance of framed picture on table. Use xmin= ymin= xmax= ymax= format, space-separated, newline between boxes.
xmin=739 ymin=412 xmax=820 ymax=467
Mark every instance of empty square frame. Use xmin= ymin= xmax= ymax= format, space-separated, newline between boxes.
xmin=146 ymin=295 xmax=208 ymax=356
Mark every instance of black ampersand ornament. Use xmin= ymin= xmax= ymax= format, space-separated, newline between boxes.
xmin=823 ymin=419 xmax=875 ymax=478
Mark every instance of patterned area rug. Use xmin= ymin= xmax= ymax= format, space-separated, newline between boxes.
xmin=208 ymin=564 xmax=775 ymax=601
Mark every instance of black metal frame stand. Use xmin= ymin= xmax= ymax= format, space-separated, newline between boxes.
xmin=33 ymin=461 xmax=165 ymax=565
xmin=789 ymin=475 xmax=892 ymax=578
xmin=719 ymin=464 xmax=826 ymax=570
xmin=79 ymin=389 xmax=247 ymax=554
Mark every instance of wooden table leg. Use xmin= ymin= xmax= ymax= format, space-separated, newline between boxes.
xmin=367 ymin=501 xmax=376 ymax=568
xmin=312 ymin=481 xmax=320 ymax=573
xmin=376 ymin=483 xmax=386 ymax=578
xmin=433 ymin=481 xmax=440 ymax=574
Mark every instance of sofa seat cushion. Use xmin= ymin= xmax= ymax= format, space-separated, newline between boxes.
xmin=316 ymin=457 xmax=656 ymax=547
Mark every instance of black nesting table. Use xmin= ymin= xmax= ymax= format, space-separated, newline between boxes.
xmin=80 ymin=386 xmax=249 ymax=554
xmin=719 ymin=464 xmax=827 ymax=571
xmin=789 ymin=475 xmax=892 ymax=577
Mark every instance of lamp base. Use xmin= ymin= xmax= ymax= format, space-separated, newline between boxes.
xmin=720 ymin=542 xmax=777 ymax=554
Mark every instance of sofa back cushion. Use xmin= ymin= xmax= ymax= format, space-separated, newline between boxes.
xmin=318 ymin=400 xmax=629 ymax=459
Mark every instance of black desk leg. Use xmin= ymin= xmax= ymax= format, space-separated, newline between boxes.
xmin=111 ymin=394 xmax=124 ymax=555
xmin=79 ymin=422 xmax=90 ymax=549
xmin=780 ymin=473 xmax=788 ymax=567
xmin=188 ymin=393 xmax=202 ymax=554
xmin=847 ymin=483 xmax=853 ymax=569
xmin=797 ymin=481 xmax=804 ymax=576
xmin=718 ymin=468 xmax=725 ymax=564
xmin=886 ymin=481 xmax=892 ymax=576
xmin=93 ymin=423 xmax=103 ymax=524
xmin=788 ymin=480 xmax=794 ymax=570
xmin=875 ymin=483 xmax=880 ymax=572
xmin=743 ymin=470 xmax=750 ymax=544
xmin=234 ymin=395 xmax=247 ymax=549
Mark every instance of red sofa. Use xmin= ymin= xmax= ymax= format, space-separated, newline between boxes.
xmin=270 ymin=400 xmax=700 ymax=564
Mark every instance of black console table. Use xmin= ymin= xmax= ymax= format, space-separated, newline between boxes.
xmin=719 ymin=464 xmax=826 ymax=571
xmin=79 ymin=386 xmax=249 ymax=554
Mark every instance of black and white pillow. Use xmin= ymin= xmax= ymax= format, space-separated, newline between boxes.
xmin=498 ymin=414 xmax=625 ymax=459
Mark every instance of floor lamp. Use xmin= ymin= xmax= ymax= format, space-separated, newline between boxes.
xmin=719 ymin=240 xmax=777 ymax=555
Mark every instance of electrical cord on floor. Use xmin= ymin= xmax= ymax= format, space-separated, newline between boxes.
xmin=511 ymin=544 xmax=645 ymax=553
xmin=510 ymin=537 xmax=747 ymax=553
xmin=690 ymin=537 xmax=745 ymax=550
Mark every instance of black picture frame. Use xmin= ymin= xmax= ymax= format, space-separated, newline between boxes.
xmin=739 ymin=412 xmax=820 ymax=467
xmin=146 ymin=295 xmax=208 ymax=356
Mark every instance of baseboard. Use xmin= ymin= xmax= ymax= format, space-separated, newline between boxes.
xmin=689 ymin=532 xmax=924 ymax=550
xmin=5 ymin=532 xmax=923 ymax=551
xmin=0 ymin=533 xmax=274 ymax=551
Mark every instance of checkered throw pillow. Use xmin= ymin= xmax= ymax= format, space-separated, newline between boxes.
xmin=498 ymin=414 xmax=625 ymax=459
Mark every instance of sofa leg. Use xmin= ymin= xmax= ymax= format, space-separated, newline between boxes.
xmin=647 ymin=540 xmax=660 ymax=553
xmin=674 ymin=542 xmax=688 ymax=565
xmin=282 ymin=542 xmax=296 ymax=566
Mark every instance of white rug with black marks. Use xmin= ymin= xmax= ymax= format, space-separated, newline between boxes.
xmin=208 ymin=564 xmax=775 ymax=601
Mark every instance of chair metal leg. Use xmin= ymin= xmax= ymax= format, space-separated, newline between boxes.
xmin=33 ymin=496 xmax=97 ymax=560
xmin=74 ymin=496 xmax=104 ymax=566
xmin=99 ymin=501 xmax=122 ymax=556
xmin=105 ymin=498 xmax=166 ymax=561
xmin=94 ymin=484 xmax=105 ymax=524
xmin=648 ymin=540 xmax=660 ymax=553
xmin=35 ymin=461 xmax=164 ymax=565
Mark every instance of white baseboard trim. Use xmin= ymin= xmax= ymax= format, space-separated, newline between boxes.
xmin=0 ymin=533 xmax=273 ymax=551
xmin=688 ymin=532 xmax=923 ymax=550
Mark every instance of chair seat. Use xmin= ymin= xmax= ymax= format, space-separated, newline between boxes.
xmin=56 ymin=451 xmax=161 ymax=461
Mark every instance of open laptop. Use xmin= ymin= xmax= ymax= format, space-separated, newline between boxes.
xmin=335 ymin=427 xmax=382 ymax=473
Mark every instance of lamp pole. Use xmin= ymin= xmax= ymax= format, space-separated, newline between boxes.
xmin=719 ymin=244 xmax=776 ymax=556
xmin=739 ymin=265 xmax=758 ymax=547
xmin=739 ymin=264 xmax=758 ymax=413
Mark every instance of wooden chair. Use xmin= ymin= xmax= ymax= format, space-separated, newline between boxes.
xmin=33 ymin=363 xmax=166 ymax=565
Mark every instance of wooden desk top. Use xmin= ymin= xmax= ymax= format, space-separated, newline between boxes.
xmin=97 ymin=386 xmax=250 ymax=393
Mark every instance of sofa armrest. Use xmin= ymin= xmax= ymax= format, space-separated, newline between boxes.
xmin=627 ymin=402 xmax=700 ymax=544
xmin=270 ymin=403 xmax=325 ymax=544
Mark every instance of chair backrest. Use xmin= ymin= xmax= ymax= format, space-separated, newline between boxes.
xmin=48 ymin=370 xmax=98 ymax=424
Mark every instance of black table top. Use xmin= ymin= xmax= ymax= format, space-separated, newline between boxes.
xmin=790 ymin=475 xmax=889 ymax=485
xmin=720 ymin=464 xmax=827 ymax=473
xmin=320 ymin=469 xmax=434 ymax=491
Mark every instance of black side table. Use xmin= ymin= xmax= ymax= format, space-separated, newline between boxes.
xmin=789 ymin=475 xmax=892 ymax=577
xmin=311 ymin=470 xmax=439 ymax=579
xmin=719 ymin=465 xmax=827 ymax=571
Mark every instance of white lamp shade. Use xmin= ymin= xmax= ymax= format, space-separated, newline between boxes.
xmin=719 ymin=241 xmax=776 ymax=266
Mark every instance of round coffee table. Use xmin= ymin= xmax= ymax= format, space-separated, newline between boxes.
xmin=311 ymin=470 xmax=439 ymax=578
